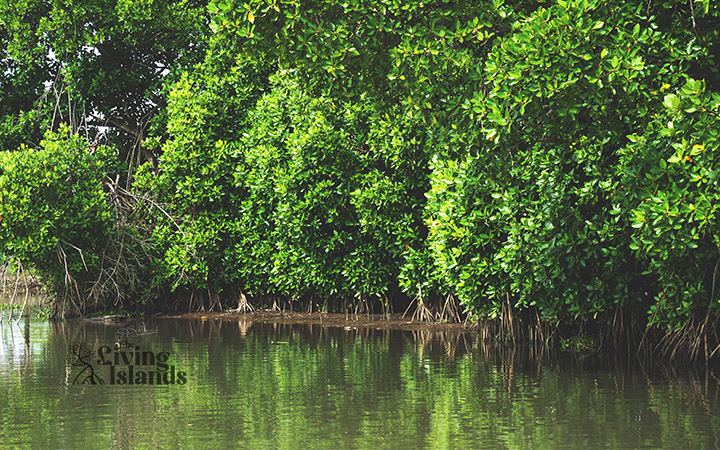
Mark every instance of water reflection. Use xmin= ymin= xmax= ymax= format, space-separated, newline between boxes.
xmin=1 ymin=315 xmax=719 ymax=449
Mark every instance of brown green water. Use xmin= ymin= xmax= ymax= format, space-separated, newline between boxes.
xmin=1 ymin=314 xmax=719 ymax=449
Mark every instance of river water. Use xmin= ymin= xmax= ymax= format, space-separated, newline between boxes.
xmin=1 ymin=313 xmax=719 ymax=449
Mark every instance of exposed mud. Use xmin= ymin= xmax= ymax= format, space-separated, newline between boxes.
xmin=158 ymin=310 xmax=474 ymax=332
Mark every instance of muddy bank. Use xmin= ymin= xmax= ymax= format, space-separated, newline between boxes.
xmin=157 ymin=310 xmax=473 ymax=332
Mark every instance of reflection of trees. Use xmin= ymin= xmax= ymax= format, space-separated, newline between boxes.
xmin=7 ymin=316 xmax=720 ymax=448
xmin=70 ymin=341 xmax=104 ymax=385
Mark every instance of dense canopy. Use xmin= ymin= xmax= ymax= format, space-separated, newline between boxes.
xmin=1 ymin=0 xmax=719 ymax=359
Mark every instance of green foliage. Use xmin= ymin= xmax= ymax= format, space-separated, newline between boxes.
xmin=236 ymin=73 xmax=417 ymax=303
xmin=622 ymin=79 xmax=720 ymax=328
xmin=34 ymin=303 xmax=53 ymax=319
xmin=560 ymin=332 xmax=602 ymax=352
xmin=0 ymin=27 xmax=47 ymax=151
xmin=0 ymin=0 xmax=208 ymax=157
xmin=135 ymin=0 xmax=720 ymax=332
xmin=3 ymin=0 xmax=720 ymax=347
xmin=352 ymin=105 xmax=435 ymax=300
xmin=207 ymin=0 xmax=528 ymax=126
xmin=246 ymin=74 xmax=366 ymax=299
xmin=146 ymin=64 xmax=434 ymax=308
xmin=424 ymin=0 xmax=717 ymax=323
xmin=136 ymin=49 xmax=272 ymax=293
xmin=0 ymin=127 xmax=113 ymax=298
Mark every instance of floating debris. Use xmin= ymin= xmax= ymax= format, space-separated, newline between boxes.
xmin=86 ymin=315 xmax=130 ymax=323
xmin=115 ymin=322 xmax=158 ymax=338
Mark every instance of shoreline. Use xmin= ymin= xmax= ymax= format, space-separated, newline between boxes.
xmin=154 ymin=310 xmax=473 ymax=333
